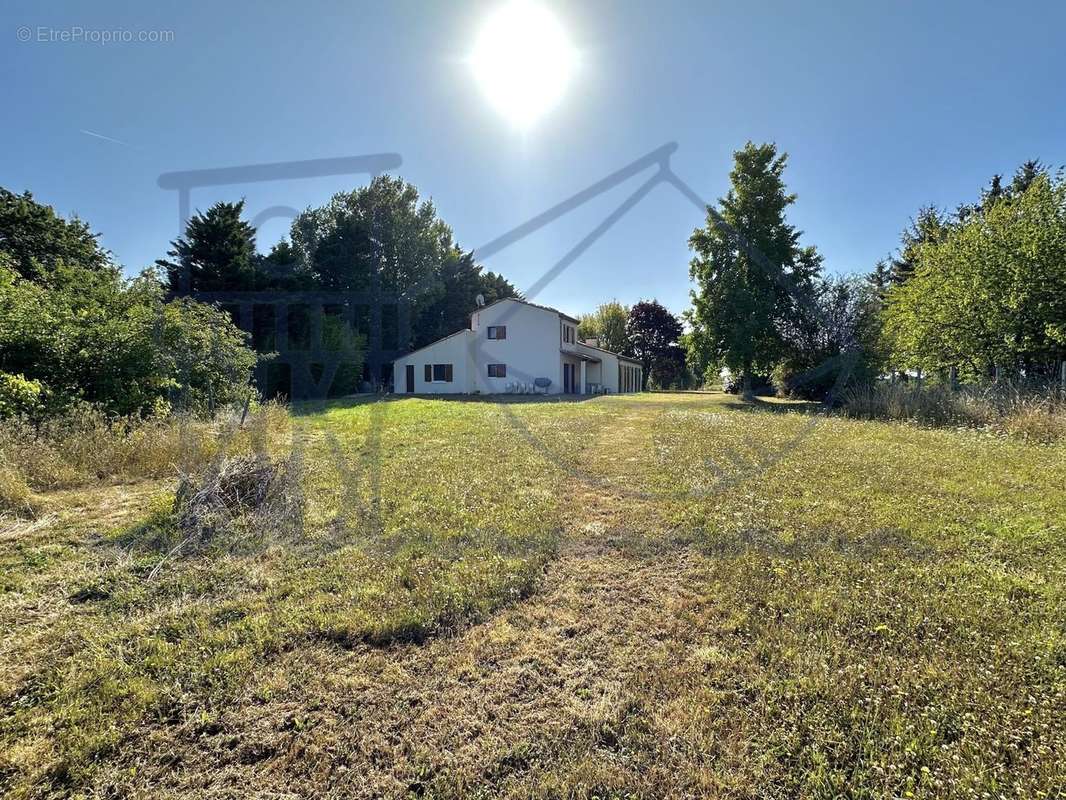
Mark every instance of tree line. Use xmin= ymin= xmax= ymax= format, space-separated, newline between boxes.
xmin=683 ymin=143 xmax=1065 ymax=399
xmin=0 ymin=177 xmax=524 ymax=419
xmin=6 ymin=146 xmax=1058 ymax=417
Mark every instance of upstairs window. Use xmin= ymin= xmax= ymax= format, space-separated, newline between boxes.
xmin=425 ymin=363 xmax=453 ymax=382
xmin=562 ymin=324 xmax=575 ymax=344
xmin=487 ymin=363 xmax=507 ymax=378
xmin=487 ymin=325 xmax=507 ymax=340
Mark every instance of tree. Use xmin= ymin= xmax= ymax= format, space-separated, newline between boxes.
xmin=0 ymin=188 xmax=110 ymax=282
xmin=889 ymin=206 xmax=948 ymax=286
xmin=774 ymin=275 xmax=884 ymax=400
xmin=415 ymin=248 xmax=518 ymax=347
xmin=577 ymin=301 xmax=630 ymax=354
xmin=687 ymin=142 xmax=820 ymax=396
xmin=158 ymin=200 xmax=259 ymax=294
xmin=289 ymin=176 xmax=448 ymax=299
xmin=257 ymin=239 xmax=312 ymax=291
xmin=1009 ymin=159 xmax=1044 ymax=197
xmin=289 ymin=176 xmax=518 ymax=352
xmin=478 ymin=270 xmax=520 ymax=306
xmin=883 ymin=172 xmax=1066 ymax=379
xmin=626 ymin=300 xmax=683 ymax=388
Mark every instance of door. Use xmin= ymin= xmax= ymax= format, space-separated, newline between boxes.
xmin=563 ymin=363 xmax=573 ymax=393
xmin=405 ymin=364 xmax=414 ymax=393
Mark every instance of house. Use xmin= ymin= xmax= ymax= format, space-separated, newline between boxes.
xmin=391 ymin=297 xmax=644 ymax=395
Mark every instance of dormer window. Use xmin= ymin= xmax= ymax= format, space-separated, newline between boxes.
xmin=487 ymin=325 xmax=507 ymax=340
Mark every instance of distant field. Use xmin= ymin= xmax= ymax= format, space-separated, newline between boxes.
xmin=1 ymin=393 xmax=1063 ymax=798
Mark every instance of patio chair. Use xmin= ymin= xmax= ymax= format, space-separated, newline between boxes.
xmin=534 ymin=377 xmax=551 ymax=395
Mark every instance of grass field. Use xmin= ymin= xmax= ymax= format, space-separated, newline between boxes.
xmin=1 ymin=393 xmax=1064 ymax=798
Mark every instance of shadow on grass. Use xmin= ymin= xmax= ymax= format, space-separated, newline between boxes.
xmin=720 ymin=395 xmax=824 ymax=415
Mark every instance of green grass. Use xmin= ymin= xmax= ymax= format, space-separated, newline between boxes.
xmin=0 ymin=393 xmax=1063 ymax=798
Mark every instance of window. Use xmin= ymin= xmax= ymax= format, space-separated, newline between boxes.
xmin=487 ymin=363 xmax=507 ymax=378
xmin=426 ymin=363 xmax=453 ymax=382
xmin=562 ymin=324 xmax=574 ymax=344
xmin=487 ymin=325 xmax=507 ymax=340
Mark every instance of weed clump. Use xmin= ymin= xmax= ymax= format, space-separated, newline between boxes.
xmin=166 ymin=446 xmax=305 ymax=558
xmin=174 ymin=455 xmax=277 ymax=540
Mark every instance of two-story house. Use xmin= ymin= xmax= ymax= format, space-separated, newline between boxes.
xmin=391 ymin=297 xmax=643 ymax=395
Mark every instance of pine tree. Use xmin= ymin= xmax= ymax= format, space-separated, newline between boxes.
xmin=1009 ymin=160 xmax=1044 ymax=196
xmin=890 ymin=206 xmax=947 ymax=285
xmin=158 ymin=200 xmax=258 ymax=294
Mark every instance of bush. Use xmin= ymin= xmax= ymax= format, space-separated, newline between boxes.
xmin=721 ymin=369 xmax=773 ymax=396
xmin=773 ymin=354 xmax=868 ymax=403
xmin=0 ymin=261 xmax=257 ymax=418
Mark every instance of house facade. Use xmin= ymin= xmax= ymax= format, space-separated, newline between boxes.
xmin=392 ymin=297 xmax=643 ymax=395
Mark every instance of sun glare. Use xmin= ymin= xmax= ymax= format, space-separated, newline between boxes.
xmin=470 ymin=1 xmax=577 ymax=129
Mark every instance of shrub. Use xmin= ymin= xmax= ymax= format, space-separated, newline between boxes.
xmin=0 ymin=261 xmax=257 ymax=418
xmin=721 ymin=369 xmax=773 ymax=396
xmin=0 ymin=372 xmax=44 ymax=418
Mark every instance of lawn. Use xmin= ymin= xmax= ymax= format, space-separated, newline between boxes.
xmin=1 ymin=393 xmax=1063 ymax=798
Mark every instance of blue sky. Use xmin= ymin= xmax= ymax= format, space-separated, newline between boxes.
xmin=3 ymin=0 xmax=1065 ymax=317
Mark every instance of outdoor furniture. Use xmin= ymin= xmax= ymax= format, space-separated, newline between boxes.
xmin=534 ymin=377 xmax=551 ymax=394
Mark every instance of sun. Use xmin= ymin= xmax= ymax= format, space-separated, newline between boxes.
xmin=470 ymin=1 xmax=577 ymax=129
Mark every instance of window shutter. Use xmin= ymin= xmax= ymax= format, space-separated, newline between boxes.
xmin=424 ymin=364 xmax=431 ymax=382
xmin=498 ymin=326 xmax=506 ymax=340
xmin=445 ymin=364 xmax=453 ymax=382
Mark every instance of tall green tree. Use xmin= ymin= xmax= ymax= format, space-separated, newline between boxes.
xmin=158 ymin=200 xmax=258 ymax=294
xmin=0 ymin=188 xmax=110 ymax=282
xmin=687 ymin=142 xmax=820 ymax=395
xmin=577 ymin=300 xmax=630 ymax=354
xmin=289 ymin=176 xmax=448 ymax=299
xmin=289 ymin=176 xmax=517 ymax=352
xmin=415 ymin=248 xmax=518 ymax=347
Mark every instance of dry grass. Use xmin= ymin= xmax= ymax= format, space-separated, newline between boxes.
xmin=1 ymin=393 xmax=1064 ymax=798
xmin=844 ymin=381 xmax=1066 ymax=441
xmin=0 ymin=401 xmax=291 ymax=496
xmin=0 ymin=464 xmax=38 ymax=518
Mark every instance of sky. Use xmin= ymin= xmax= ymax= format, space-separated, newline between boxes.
xmin=3 ymin=0 xmax=1066 ymax=318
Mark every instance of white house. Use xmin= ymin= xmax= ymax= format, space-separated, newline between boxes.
xmin=391 ymin=297 xmax=643 ymax=395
